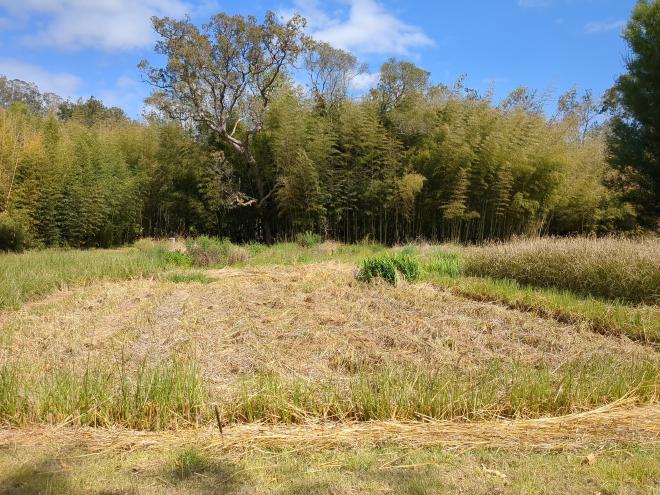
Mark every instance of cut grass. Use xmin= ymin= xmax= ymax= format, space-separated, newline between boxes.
xmin=163 ymin=271 xmax=212 ymax=284
xmin=424 ymin=273 xmax=660 ymax=343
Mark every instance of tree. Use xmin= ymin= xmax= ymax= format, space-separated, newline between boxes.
xmin=304 ymin=41 xmax=365 ymax=115
xmin=606 ymin=0 xmax=660 ymax=227
xmin=139 ymin=11 xmax=308 ymax=243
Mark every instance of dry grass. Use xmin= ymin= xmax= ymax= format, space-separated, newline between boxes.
xmin=3 ymin=263 xmax=655 ymax=388
xmin=0 ymin=263 xmax=657 ymax=427
xmin=463 ymin=237 xmax=660 ymax=304
xmin=1 ymin=400 xmax=657 ymax=453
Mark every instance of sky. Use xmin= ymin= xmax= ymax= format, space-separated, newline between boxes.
xmin=0 ymin=0 xmax=638 ymax=118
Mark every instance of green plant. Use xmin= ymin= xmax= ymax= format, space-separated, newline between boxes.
xmin=0 ymin=214 xmax=30 ymax=252
xmin=172 ymin=448 xmax=208 ymax=479
xmin=357 ymin=254 xmax=420 ymax=285
xmin=424 ymin=251 xmax=461 ymax=278
xmin=295 ymin=231 xmax=322 ymax=248
xmin=161 ymin=250 xmax=193 ymax=267
xmin=185 ymin=236 xmax=231 ymax=267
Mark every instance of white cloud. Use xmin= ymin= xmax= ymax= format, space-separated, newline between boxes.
xmin=584 ymin=20 xmax=625 ymax=34
xmin=349 ymin=71 xmax=379 ymax=91
xmin=0 ymin=0 xmax=190 ymax=51
xmin=286 ymin=0 xmax=433 ymax=55
xmin=0 ymin=58 xmax=82 ymax=96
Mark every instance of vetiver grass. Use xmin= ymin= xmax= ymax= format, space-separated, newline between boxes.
xmin=0 ymin=247 xmax=171 ymax=310
xmin=224 ymin=357 xmax=658 ymax=423
xmin=463 ymin=237 xmax=660 ymax=304
xmin=0 ymin=359 xmax=207 ymax=429
xmin=0 ymin=357 xmax=656 ymax=428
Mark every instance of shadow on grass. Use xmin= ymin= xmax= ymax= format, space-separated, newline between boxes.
xmin=0 ymin=457 xmax=72 ymax=495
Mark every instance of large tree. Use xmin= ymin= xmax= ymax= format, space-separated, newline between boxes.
xmin=139 ymin=11 xmax=308 ymax=242
xmin=606 ymin=0 xmax=660 ymax=227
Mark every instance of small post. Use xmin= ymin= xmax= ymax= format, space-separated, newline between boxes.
xmin=212 ymin=403 xmax=223 ymax=435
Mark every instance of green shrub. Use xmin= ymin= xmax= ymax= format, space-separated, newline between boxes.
xmin=0 ymin=214 xmax=30 ymax=252
xmin=357 ymin=253 xmax=420 ymax=285
xmin=185 ymin=236 xmax=230 ymax=267
xmin=295 ymin=230 xmax=322 ymax=248
xmin=161 ymin=250 xmax=193 ymax=267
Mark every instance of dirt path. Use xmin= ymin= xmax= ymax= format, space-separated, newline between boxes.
xmin=2 ymin=401 xmax=657 ymax=454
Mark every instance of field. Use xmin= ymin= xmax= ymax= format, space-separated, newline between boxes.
xmin=0 ymin=237 xmax=658 ymax=494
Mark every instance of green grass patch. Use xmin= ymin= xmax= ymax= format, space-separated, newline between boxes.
xmin=425 ymin=273 xmax=660 ymax=343
xmin=0 ymin=358 xmax=207 ymax=429
xmin=357 ymin=253 xmax=420 ymax=285
xmin=0 ymin=247 xmax=169 ymax=310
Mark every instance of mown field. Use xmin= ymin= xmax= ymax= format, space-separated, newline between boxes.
xmin=0 ymin=236 xmax=658 ymax=494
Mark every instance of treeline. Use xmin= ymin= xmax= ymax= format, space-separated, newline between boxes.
xmin=0 ymin=4 xmax=656 ymax=250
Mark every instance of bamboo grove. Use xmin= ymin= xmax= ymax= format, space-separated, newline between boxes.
xmin=0 ymin=9 xmax=654 ymax=249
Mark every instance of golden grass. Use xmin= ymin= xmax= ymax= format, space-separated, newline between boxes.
xmin=1 ymin=400 xmax=656 ymax=453
xmin=463 ymin=237 xmax=660 ymax=304
xmin=2 ymin=263 xmax=655 ymax=389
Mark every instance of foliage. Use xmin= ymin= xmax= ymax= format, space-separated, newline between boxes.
xmin=0 ymin=5 xmax=655 ymax=247
xmin=423 ymin=251 xmax=461 ymax=278
xmin=0 ymin=214 xmax=30 ymax=252
xmin=295 ymin=230 xmax=322 ymax=248
xmin=605 ymin=0 xmax=660 ymax=227
xmin=358 ymin=253 xmax=420 ymax=285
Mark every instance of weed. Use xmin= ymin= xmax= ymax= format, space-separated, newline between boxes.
xmin=423 ymin=251 xmax=461 ymax=278
xmin=295 ymin=231 xmax=322 ymax=248
xmin=358 ymin=254 xmax=420 ymax=285
xmin=172 ymin=448 xmax=208 ymax=479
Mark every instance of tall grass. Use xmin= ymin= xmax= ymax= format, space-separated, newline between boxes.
xmin=357 ymin=253 xmax=420 ymax=285
xmin=1 ymin=357 xmax=655 ymax=428
xmin=0 ymin=247 xmax=169 ymax=310
xmin=0 ymin=359 xmax=207 ymax=429
xmin=224 ymin=359 xmax=658 ymax=423
xmin=463 ymin=237 xmax=660 ymax=304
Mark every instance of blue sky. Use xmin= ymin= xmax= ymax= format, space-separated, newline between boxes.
xmin=0 ymin=0 xmax=637 ymax=118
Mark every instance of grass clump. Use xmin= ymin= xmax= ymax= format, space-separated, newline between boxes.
xmin=295 ymin=230 xmax=322 ymax=248
xmin=224 ymin=358 xmax=658 ymax=423
xmin=0 ymin=359 xmax=208 ymax=429
xmin=185 ymin=236 xmax=250 ymax=267
xmin=463 ymin=237 xmax=660 ymax=304
xmin=423 ymin=251 xmax=461 ymax=278
xmin=172 ymin=448 xmax=209 ymax=479
xmin=357 ymin=254 xmax=420 ymax=285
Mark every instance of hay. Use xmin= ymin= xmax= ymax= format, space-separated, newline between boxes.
xmin=1 ymin=401 xmax=657 ymax=455
xmin=3 ymin=262 xmax=654 ymax=390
